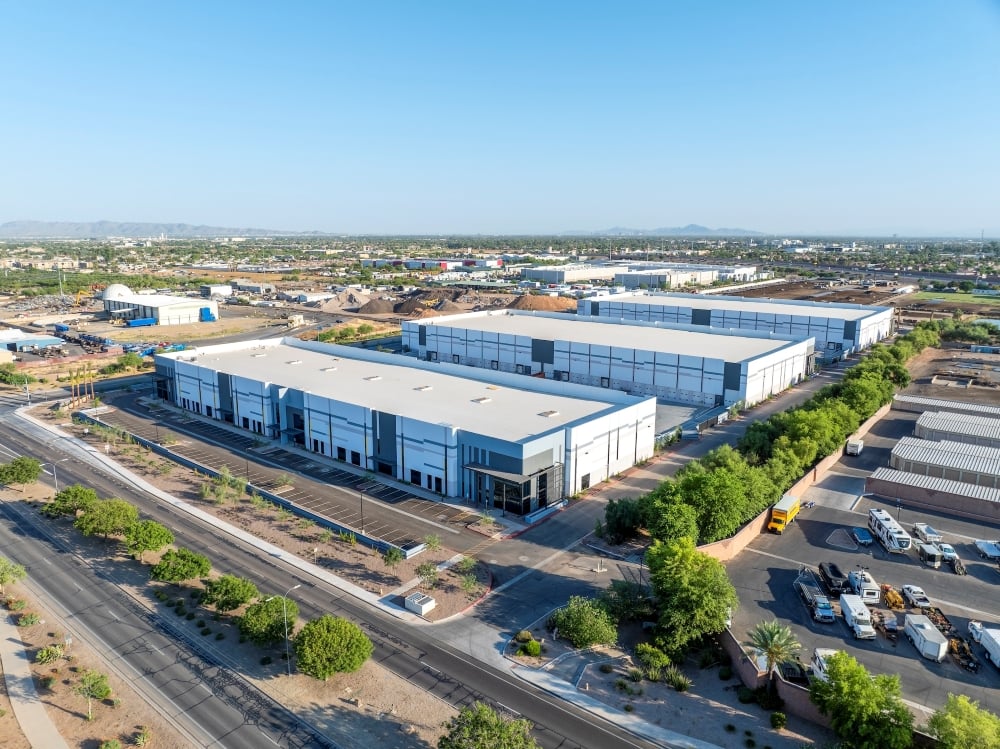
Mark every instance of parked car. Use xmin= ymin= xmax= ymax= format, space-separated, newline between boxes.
xmin=902 ymin=584 xmax=931 ymax=608
xmin=935 ymin=543 xmax=958 ymax=563
xmin=851 ymin=527 xmax=874 ymax=546
xmin=818 ymin=562 xmax=849 ymax=596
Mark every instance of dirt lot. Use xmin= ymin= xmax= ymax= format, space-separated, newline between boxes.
xmin=903 ymin=345 xmax=1000 ymax=404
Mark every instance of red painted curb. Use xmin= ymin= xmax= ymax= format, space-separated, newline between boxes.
xmin=459 ymin=567 xmax=494 ymax=613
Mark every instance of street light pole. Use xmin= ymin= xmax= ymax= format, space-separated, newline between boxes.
xmin=43 ymin=458 xmax=69 ymax=494
xmin=280 ymin=584 xmax=301 ymax=677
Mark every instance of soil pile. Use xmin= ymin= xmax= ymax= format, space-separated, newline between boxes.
xmin=506 ymin=294 xmax=577 ymax=312
xmin=358 ymin=298 xmax=395 ymax=314
xmin=435 ymin=299 xmax=463 ymax=313
xmin=319 ymin=290 xmax=371 ymax=312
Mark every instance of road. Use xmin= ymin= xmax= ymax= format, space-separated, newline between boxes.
xmin=1 ymin=414 xmax=659 ymax=749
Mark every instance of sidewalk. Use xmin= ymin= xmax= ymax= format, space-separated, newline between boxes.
xmin=0 ymin=611 xmax=70 ymax=749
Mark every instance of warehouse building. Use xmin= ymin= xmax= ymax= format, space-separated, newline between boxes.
xmin=866 ymin=467 xmax=1000 ymax=524
xmin=103 ymin=284 xmax=219 ymax=326
xmin=154 ymin=338 xmax=656 ymax=515
xmin=613 ymin=267 xmax=718 ymax=289
xmin=890 ymin=394 xmax=1000 ymax=418
xmin=889 ymin=437 xmax=1000 ymax=488
xmin=521 ymin=264 xmax=628 ymax=284
xmin=0 ymin=328 xmax=63 ymax=353
xmin=401 ymin=310 xmax=815 ymax=407
xmin=914 ymin=411 xmax=1000 ymax=449
xmin=578 ymin=292 xmax=893 ymax=359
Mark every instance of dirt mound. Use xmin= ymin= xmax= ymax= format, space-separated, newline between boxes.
xmin=506 ymin=294 xmax=577 ymax=312
xmin=411 ymin=308 xmax=441 ymax=318
xmin=435 ymin=300 xmax=463 ymax=313
xmin=319 ymin=290 xmax=371 ymax=313
xmin=358 ymin=298 xmax=395 ymax=314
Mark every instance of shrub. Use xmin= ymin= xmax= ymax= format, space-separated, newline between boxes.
xmin=175 ymin=607 xmax=186 ymax=617
xmin=7 ymin=599 xmax=26 ymax=611
xmin=672 ymin=673 xmax=692 ymax=692
xmin=201 ymin=627 xmax=212 ymax=636
xmin=698 ymin=646 xmax=720 ymax=669
xmin=725 ymin=723 xmax=737 ymax=732
xmin=634 ymin=642 xmax=670 ymax=670
xmin=18 ymin=613 xmax=40 ymax=627
xmin=132 ymin=726 xmax=152 ymax=746
xmin=770 ymin=711 xmax=787 ymax=730
xmin=520 ymin=640 xmax=541 ymax=657
xmin=99 ymin=741 xmax=122 ymax=749
xmin=745 ymin=740 xmax=756 ymax=748
xmin=628 ymin=668 xmax=643 ymax=682
xmin=737 ymin=686 xmax=756 ymax=704
xmin=185 ymin=612 xmax=195 ymax=620
xmin=644 ymin=665 xmax=661 ymax=682
xmin=197 ymin=619 xmax=206 ymax=627
xmin=39 ymin=675 xmax=56 ymax=689
xmin=35 ymin=645 xmax=63 ymax=664
xmin=615 ymin=678 xmax=627 ymax=691
xmin=260 ymin=656 xmax=273 ymax=666
xmin=754 ymin=687 xmax=783 ymax=711
xmin=215 ymin=632 xmax=225 ymax=641
xmin=719 ymin=665 xmax=733 ymax=680
xmin=599 ymin=663 xmax=615 ymax=674
xmin=515 ymin=630 xmax=533 ymax=643
xmin=624 ymin=704 xmax=634 ymax=712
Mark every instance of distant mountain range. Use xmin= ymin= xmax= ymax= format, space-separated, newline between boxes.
xmin=0 ymin=220 xmax=298 ymax=239
xmin=565 ymin=225 xmax=764 ymax=237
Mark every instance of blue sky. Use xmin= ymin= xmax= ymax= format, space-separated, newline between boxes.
xmin=2 ymin=1 xmax=999 ymax=236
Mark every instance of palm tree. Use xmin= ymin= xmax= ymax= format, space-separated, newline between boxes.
xmin=745 ymin=620 xmax=801 ymax=692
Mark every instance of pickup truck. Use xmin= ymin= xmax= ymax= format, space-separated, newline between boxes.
xmin=902 ymin=584 xmax=931 ymax=608
xmin=912 ymin=523 xmax=943 ymax=545
xmin=795 ymin=569 xmax=836 ymax=623
xmin=975 ymin=540 xmax=1000 ymax=560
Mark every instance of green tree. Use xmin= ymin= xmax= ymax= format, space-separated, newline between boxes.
xmin=382 ymin=546 xmax=404 ymax=573
xmin=74 ymin=498 xmax=139 ymax=538
xmin=548 ymin=596 xmax=618 ymax=649
xmin=0 ymin=456 xmax=42 ymax=489
xmin=416 ymin=562 xmax=439 ymax=588
xmin=0 ymin=555 xmax=27 ymax=595
xmin=810 ymin=651 xmax=913 ymax=749
xmin=643 ymin=484 xmax=699 ymax=544
xmin=117 ymin=352 xmax=144 ymax=371
xmin=294 ymin=614 xmax=373 ymax=679
xmin=438 ymin=702 xmax=539 ymax=749
xmin=646 ymin=537 xmax=738 ymax=655
xmin=603 ymin=497 xmax=643 ymax=544
xmin=745 ymin=620 xmax=800 ymax=694
xmin=75 ymin=669 xmax=112 ymax=721
xmin=124 ymin=520 xmax=174 ymax=562
xmin=202 ymin=575 xmax=259 ymax=614
xmin=43 ymin=484 xmax=99 ymax=518
xmin=927 ymin=694 xmax=1000 ymax=749
xmin=150 ymin=547 xmax=211 ymax=583
xmin=239 ymin=596 xmax=299 ymax=646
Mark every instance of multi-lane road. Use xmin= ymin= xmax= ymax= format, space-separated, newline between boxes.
xmin=1 ymin=407 xmax=659 ymax=749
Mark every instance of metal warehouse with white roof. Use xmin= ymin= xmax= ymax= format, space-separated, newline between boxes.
xmin=866 ymin=467 xmax=1000 ymax=523
xmin=577 ymin=292 xmax=892 ymax=358
xmin=890 ymin=436 xmax=1000 ymax=488
xmin=401 ymin=309 xmax=815 ymax=407
xmin=154 ymin=337 xmax=656 ymax=516
xmin=891 ymin=394 xmax=1000 ymax=418
xmin=103 ymin=284 xmax=219 ymax=326
xmin=914 ymin=411 xmax=1000 ymax=448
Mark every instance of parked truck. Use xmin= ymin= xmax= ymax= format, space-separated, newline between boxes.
xmin=126 ymin=317 xmax=158 ymax=328
xmin=841 ymin=594 xmax=877 ymax=640
xmin=767 ymin=493 xmax=800 ymax=534
xmin=847 ymin=569 xmax=880 ymax=604
xmin=845 ymin=439 xmax=864 ymax=456
xmin=904 ymin=614 xmax=948 ymax=662
xmin=795 ymin=568 xmax=836 ymax=623
xmin=969 ymin=621 xmax=1000 ymax=667
xmin=975 ymin=540 xmax=1000 ymax=560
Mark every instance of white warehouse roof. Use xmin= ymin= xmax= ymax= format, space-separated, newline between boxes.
xmin=892 ymin=436 xmax=1000 ymax=475
xmin=103 ymin=284 xmax=201 ymax=308
xmin=892 ymin=394 xmax=1000 ymax=418
xmin=164 ymin=338 xmax=647 ymax=442
xmin=916 ymin=411 xmax=1000 ymax=442
xmin=593 ymin=292 xmax=888 ymax=321
xmin=416 ymin=310 xmax=810 ymax=362
xmin=868 ymin=467 xmax=1000 ymax=504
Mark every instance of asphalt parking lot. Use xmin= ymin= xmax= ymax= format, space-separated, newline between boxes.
xmin=728 ymin=462 xmax=1000 ymax=719
xmin=93 ymin=394 xmax=484 ymax=552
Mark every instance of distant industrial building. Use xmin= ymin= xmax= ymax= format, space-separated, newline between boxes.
xmin=402 ymin=310 xmax=814 ymax=407
xmin=578 ymin=292 xmax=892 ymax=359
xmin=361 ymin=258 xmax=503 ymax=271
xmin=521 ymin=264 xmax=628 ymax=284
xmin=154 ymin=338 xmax=656 ymax=515
xmin=230 ymin=279 xmax=276 ymax=295
xmin=200 ymin=284 xmax=233 ymax=298
xmin=890 ymin=436 xmax=1000 ymax=488
xmin=103 ymin=284 xmax=219 ymax=326
xmin=914 ymin=411 xmax=1000 ymax=449
xmin=0 ymin=328 xmax=63 ymax=353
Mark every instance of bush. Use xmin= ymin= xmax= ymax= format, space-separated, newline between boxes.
xmin=634 ymin=642 xmax=670 ymax=670
xmin=215 ymin=632 xmax=225 ymax=641
xmin=754 ymin=687 xmax=783 ymax=711
xmin=615 ymin=678 xmax=627 ymax=691
xmin=520 ymin=639 xmax=542 ymax=657
xmin=34 ymin=645 xmax=63 ymax=664
xmin=201 ymin=627 xmax=212 ymax=636
xmin=737 ymin=686 xmax=757 ymax=704
xmin=662 ymin=664 xmax=692 ymax=692
xmin=39 ymin=675 xmax=56 ymax=689
xmin=197 ymin=619 xmax=206 ymax=627
xmin=515 ymin=630 xmax=533 ymax=643
xmin=7 ymin=599 xmax=26 ymax=611
xmin=770 ymin=711 xmax=787 ymax=730
xmin=132 ymin=726 xmax=152 ymax=746
xmin=624 ymin=704 xmax=634 ymax=713
xmin=719 ymin=665 xmax=733 ymax=680
xmin=628 ymin=668 xmax=643 ymax=682
xmin=599 ymin=663 xmax=614 ymax=674
xmin=18 ymin=613 xmax=40 ymax=627
xmin=745 ymin=740 xmax=756 ymax=748
xmin=99 ymin=740 xmax=122 ymax=749
xmin=725 ymin=723 xmax=736 ymax=732
xmin=260 ymin=656 xmax=273 ymax=666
